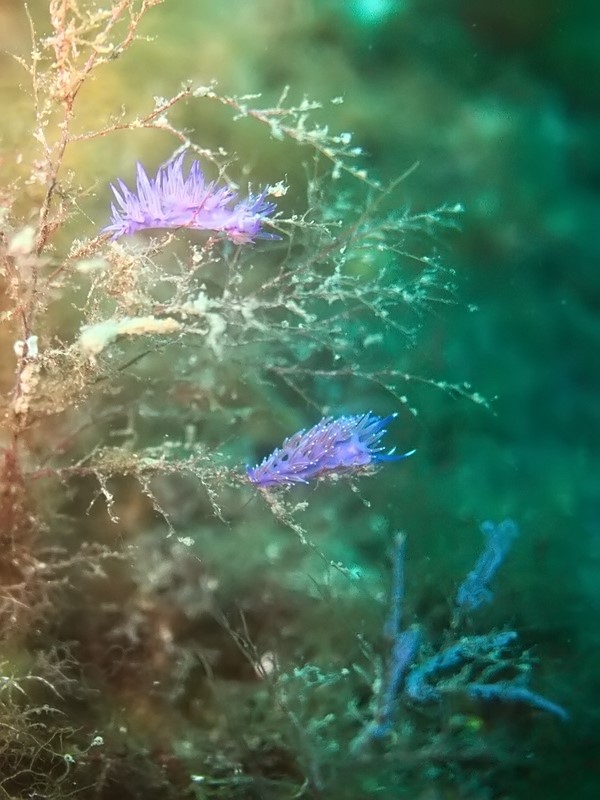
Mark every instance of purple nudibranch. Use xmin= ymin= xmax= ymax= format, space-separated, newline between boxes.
xmin=102 ymin=153 xmax=278 ymax=244
xmin=246 ymin=411 xmax=415 ymax=488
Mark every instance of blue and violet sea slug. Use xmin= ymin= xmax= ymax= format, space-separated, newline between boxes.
xmin=247 ymin=412 xmax=415 ymax=488
xmin=102 ymin=153 xmax=278 ymax=244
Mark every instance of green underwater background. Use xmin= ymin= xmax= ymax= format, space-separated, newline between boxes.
xmin=0 ymin=0 xmax=599 ymax=798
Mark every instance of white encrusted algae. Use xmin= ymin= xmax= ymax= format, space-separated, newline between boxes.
xmin=12 ymin=334 xmax=41 ymax=419
xmin=79 ymin=316 xmax=182 ymax=358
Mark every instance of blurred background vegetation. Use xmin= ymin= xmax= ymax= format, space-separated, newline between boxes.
xmin=1 ymin=0 xmax=599 ymax=797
